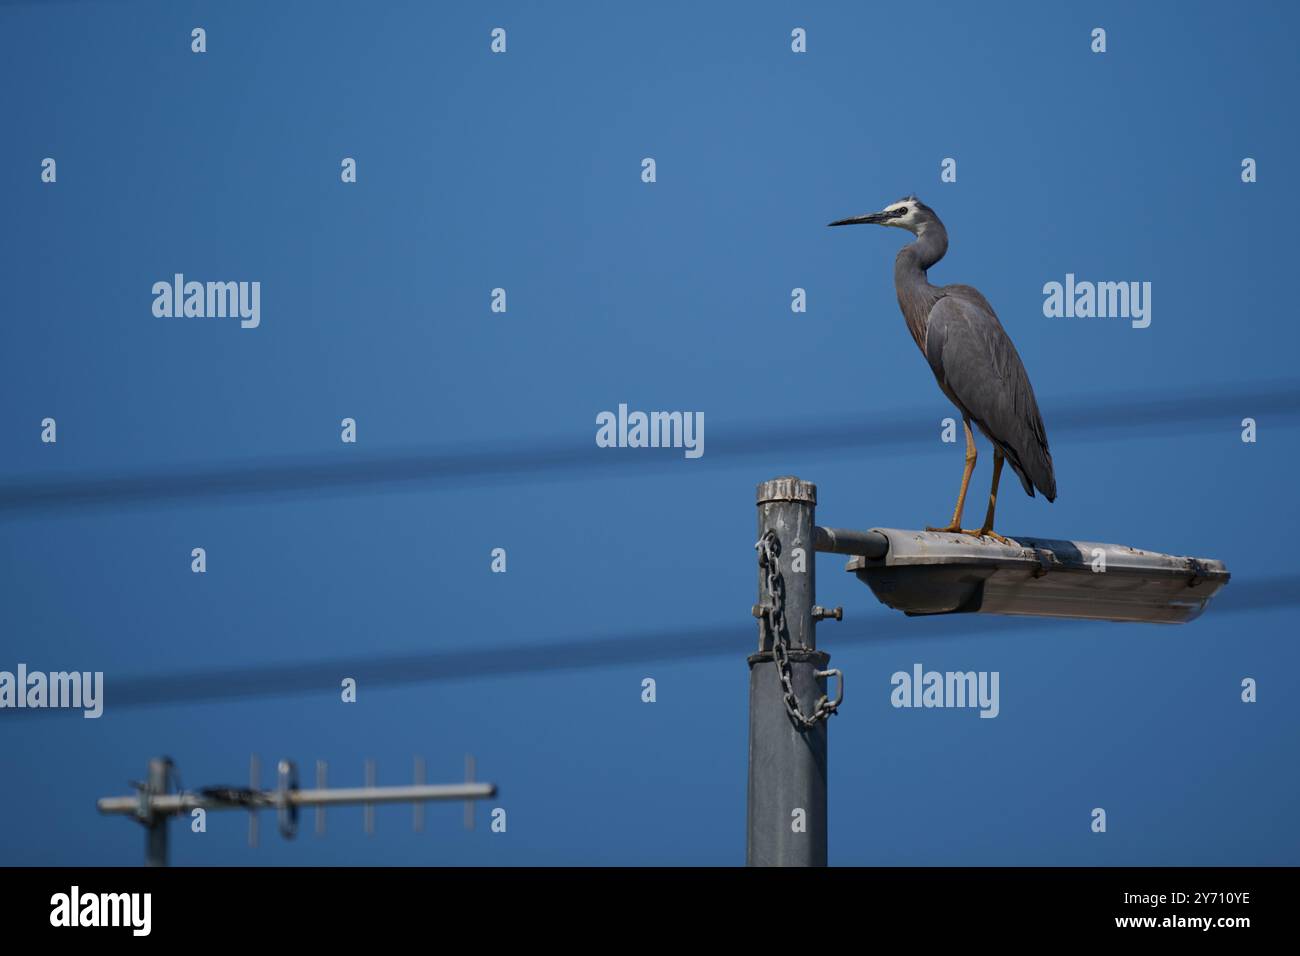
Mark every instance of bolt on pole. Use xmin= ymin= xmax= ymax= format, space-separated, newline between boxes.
xmin=748 ymin=476 xmax=828 ymax=866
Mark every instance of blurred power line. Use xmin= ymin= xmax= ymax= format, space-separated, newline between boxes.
xmin=1 ymin=381 xmax=1295 ymax=515
xmin=5 ymin=573 xmax=1285 ymax=713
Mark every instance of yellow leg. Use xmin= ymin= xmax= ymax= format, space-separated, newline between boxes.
xmin=927 ymin=418 xmax=977 ymax=533
xmin=958 ymin=450 xmax=1011 ymax=545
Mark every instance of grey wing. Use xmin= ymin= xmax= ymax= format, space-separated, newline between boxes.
xmin=924 ymin=293 xmax=1056 ymax=501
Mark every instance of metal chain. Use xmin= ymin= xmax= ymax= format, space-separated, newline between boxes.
xmin=755 ymin=530 xmax=839 ymax=728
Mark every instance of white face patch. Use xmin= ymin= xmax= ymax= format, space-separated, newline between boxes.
xmin=884 ymin=201 xmax=919 ymax=227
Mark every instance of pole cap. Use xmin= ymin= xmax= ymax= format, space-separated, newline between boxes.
xmin=756 ymin=476 xmax=816 ymax=505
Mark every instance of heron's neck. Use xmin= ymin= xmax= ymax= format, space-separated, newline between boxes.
xmin=896 ymin=221 xmax=947 ymax=277
xmin=894 ymin=222 xmax=947 ymax=349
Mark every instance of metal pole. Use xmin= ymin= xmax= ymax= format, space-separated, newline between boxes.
xmin=364 ymin=759 xmax=376 ymax=836
xmin=315 ymin=760 xmax=327 ymax=835
xmin=413 ymin=756 xmax=425 ymax=833
xmin=101 ymin=758 xmax=498 ymax=864
xmin=464 ymin=754 xmax=476 ymax=831
xmin=249 ymin=754 xmax=259 ymax=848
xmin=748 ymin=476 xmax=828 ymax=866
xmin=144 ymin=757 xmax=170 ymax=867
xmin=814 ymin=525 xmax=889 ymax=559
xmin=99 ymin=781 xmax=498 ymax=815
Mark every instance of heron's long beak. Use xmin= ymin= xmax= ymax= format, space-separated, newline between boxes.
xmin=828 ymin=211 xmax=891 ymax=227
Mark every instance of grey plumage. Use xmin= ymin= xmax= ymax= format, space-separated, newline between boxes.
xmin=831 ymin=196 xmax=1056 ymax=504
xmin=925 ymin=294 xmax=1055 ymax=500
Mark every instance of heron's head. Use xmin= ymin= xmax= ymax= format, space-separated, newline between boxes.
xmin=828 ymin=196 xmax=937 ymax=235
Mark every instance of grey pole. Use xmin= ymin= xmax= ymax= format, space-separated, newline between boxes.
xmin=144 ymin=757 xmax=170 ymax=867
xmin=748 ymin=476 xmax=828 ymax=866
xmin=100 ymin=780 xmax=499 ymax=816
xmin=103 ymin=756 xmax=497 ymax=865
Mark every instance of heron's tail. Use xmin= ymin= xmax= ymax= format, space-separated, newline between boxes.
xmin=1032 ymin=448 xmax=1057 ymax=502
xmin=1004 ymin=427 xmax=1056 ymax=502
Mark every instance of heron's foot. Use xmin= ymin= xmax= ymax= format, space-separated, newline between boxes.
xmin=958 ymin=527 xmax=1012 ymax=545
xmin=927 ymin=523 xmax=1012 ymax=545
xmin=925 ymin=522 xmax=964 ymax=534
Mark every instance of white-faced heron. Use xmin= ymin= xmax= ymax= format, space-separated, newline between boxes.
xmin=830 ymin=196 xmax=1056 ymax=542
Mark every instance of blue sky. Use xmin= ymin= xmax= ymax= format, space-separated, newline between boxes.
xmin=1 ymin=0 xmax=1296 ymax=865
